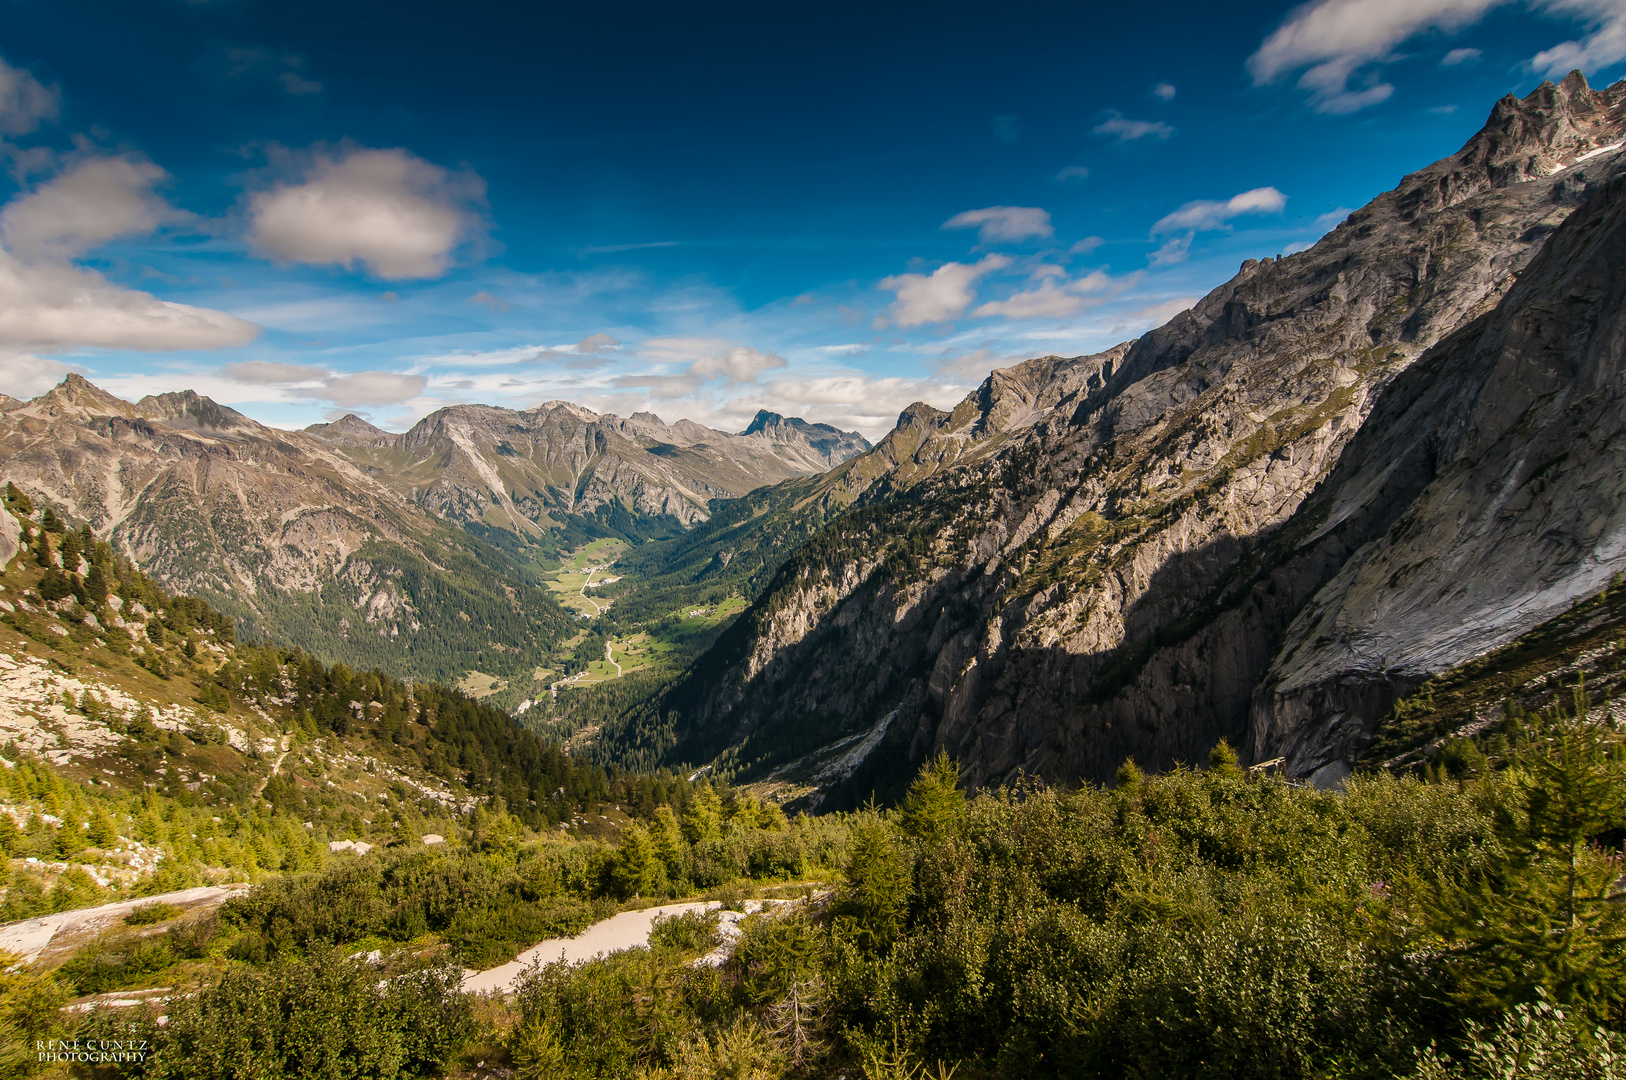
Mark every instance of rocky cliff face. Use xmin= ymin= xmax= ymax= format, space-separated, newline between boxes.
xmin=640 ymin=73 xmax=1626 ymax=803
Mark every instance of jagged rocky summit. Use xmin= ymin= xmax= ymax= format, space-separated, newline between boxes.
xmin=635 ymin=72 xmax=1626 ymax=803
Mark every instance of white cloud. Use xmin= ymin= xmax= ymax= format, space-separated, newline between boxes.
xmin=576 ymin=332 xmax=620 ymax=353
xmin=320 ymin=371 xmax=428 ymax=407
xmin=636 ymin=337 xmax=734 ymax=364
xmin=689 ymin=346 xmax=787 ymax=382
xmin=247 ymin=146 xmax=485 ymax=279
xmin=1441 ymin=46 xmax=1484 ymax=64
xmin=877 ymin=254 xmax=1012 ymax=327
xmin=1532 ymin=0 xmax=1626 ymax=76
xmin=1152 ymin=187 xmax=1288 ymax=234
xmin=0 ymin=250 xmax=259 ymax=350
xmin=942 ymin=206 xmax=1054 ymax=243
xmin=971 ymin=268 xmax=1122 ymax=321
xmin=0 ymin=351 xmax=73 ymax=399
xmin=0 ymin=156 xmax=184 ymax=260
xmin=1249 ymin=0 xmax=1497 ymax=112
xmin=222 ymin=360 xmax=329 ymax=384
xmin=0 ymin=56 xmax=58 ymax=136
xmin=1249 ymin=0 xmax=1626 ymax=113
xmin=1149 ymin=235 xmax=1193 ymax=265
xmin=1153 ymin=82 xmax=1177 ymax=100
xmin=1093 ymin=112 xmax=1175 ymax=141
xmin=1056 ymin=165 xmax=1091 ymax=181
xmin=1070 ymin=236 xmax=1106 ymax=254
xmin=971 ymin=281 xmax=1089 ymax=320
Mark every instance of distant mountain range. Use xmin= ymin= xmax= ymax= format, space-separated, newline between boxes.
xmin=0 ymin=379 xmax=867 ymax=681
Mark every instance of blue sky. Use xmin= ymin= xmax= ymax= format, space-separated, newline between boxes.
xmin=0 ymin=0 xmax=1622 ymax=439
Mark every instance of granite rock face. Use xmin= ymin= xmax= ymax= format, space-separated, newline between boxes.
xmin=649 ymin=74 xmax=1626 ymax=800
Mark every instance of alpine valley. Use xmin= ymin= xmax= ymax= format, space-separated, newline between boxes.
xmin=3 ymin=71 xmax=1626 ymax=1080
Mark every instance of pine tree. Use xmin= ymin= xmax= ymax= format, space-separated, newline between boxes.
xmin=650 ymin=804 xmax=686 ymax=878
xmin=82 ymin=563 xmax=109 ymax=608
xmin=57 ymin=529 xmax=81 ymax=569
xmin=611 ymin=824 xmax=660 ymax=899
xmin=837 ymin=818 xmax=911 ymax=953
xmin=898 ymin=751 xmax=965 ymax=846
xmin=1208 ymin=738 xmax=1242 ymax=776
xmin=1427 ymin=681 xmax=1626 ymax=1018
xmin=682 ymin=784 xmax=722 ymax=844
xmin=5 ymin=481 xmax=33 ymax=514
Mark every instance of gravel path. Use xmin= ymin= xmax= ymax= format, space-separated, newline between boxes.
xmin=462 ymin=901 xmax=770 ymax=995
xmin=0 ymin=884 xmax=248 ymax=963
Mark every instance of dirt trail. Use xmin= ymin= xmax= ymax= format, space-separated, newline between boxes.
xmin=462 ymin=900 xmax=784 ymax=995
xmin=252 ymin=735 xmax=294 ymax=796
xmin=0 ymin=884 xmax=248 ymax=964
xmin=579 ymin=568 xmax=606 ymax=615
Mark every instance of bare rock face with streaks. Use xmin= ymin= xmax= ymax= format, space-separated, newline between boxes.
xmin=646 ymin=74 xmax=1626 ymax=803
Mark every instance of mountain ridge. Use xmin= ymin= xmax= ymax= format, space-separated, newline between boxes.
xmin=0 ymin=376 xmax=866 ymax=686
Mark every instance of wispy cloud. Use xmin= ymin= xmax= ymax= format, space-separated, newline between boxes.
xmin=1249 ymin=0 xmax=1626 ymax=114
xmin=0 ymin=53 xmax=59 ymax=135
xmin=1093 ymin=111 xmax=1175 ymax=142
xmin=942 ymin=206 xmax=1054 ymax=243
xmin=1152 ymin=187 xmax=1288 ymax=234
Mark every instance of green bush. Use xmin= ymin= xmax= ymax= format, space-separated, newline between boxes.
xmin=56 ymin=935 xmax=176 ymax=994
xmin=125 ymin=901 xmax=182 ymax=926
xmin=97 ymin=951 xmax=473 ymax=1079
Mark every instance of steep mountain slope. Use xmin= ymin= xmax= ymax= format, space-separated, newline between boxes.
xmin=0 ymin=380 xmax=866 ymax=683
xmin=619 ymin=73 xmax=1626 ymax=804
xmin=1249 ymin=161 xmax=1626 ymax=780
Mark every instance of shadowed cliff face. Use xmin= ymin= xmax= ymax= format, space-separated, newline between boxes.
xmin=633 ymin=74 xmax=1626 ymax=803
xmin=1251 ymin=165 xmax=1626 ymax=781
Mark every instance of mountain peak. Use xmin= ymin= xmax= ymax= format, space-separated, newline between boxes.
xmin=305 ymin=413 xmax=394 ymax=446
xmin=741 ymin=409 xmax=786 ymax=435
xmin=34 ymin=374 xmax=133 ymax=417
xmin=1394 ymin=72 xmax=1626 ymax=218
